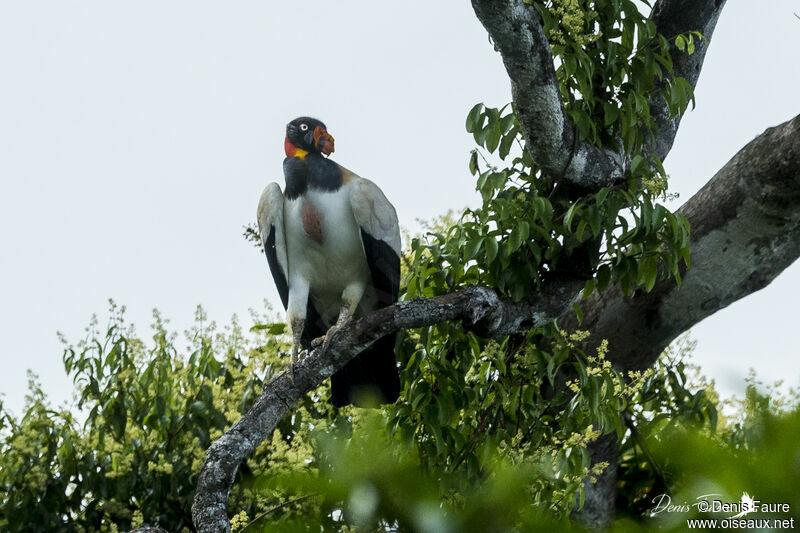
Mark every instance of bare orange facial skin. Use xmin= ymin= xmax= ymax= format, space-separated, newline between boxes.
xmin=313 ymin=125 xmax=335 ymax=156
xmin=285 ymin=136 xmax=302 ymax=158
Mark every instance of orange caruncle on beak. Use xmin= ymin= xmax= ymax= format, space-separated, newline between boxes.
xmin=313 ymin=125 xmax=335 ymax=156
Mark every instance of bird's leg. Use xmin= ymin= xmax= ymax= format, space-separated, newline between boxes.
xmin=286 ymin=278 xmax=310 ymax=381
xmin=290 ymin=317 xmax=305 ymax=381
xmin=311 ymin=300 xmax=355 ymax=354
xmin=312 ymin=283 xmax=365 ymax=354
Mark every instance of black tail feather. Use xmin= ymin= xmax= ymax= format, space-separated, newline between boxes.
xmin=330 ymin=333 xmax=400 ymax=408
xmin=299 ymin=300 xmax=400 ymax=408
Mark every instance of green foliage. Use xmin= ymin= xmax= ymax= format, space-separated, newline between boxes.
xmin=615 ymin=335 xmax=719 ymax=517
xmin=612 ymin=383 xmax=800 ymax=532
xmin=0 ymin=376 xmax=88 ymax=532
xmin=410 ymin=0 xmax=701 ymax=304
xmin=538 ymin=0 xmax=700 ymax=153
xmin=238 ymin=335 xmax=798 ymax=532
xmin=388 ymin=328 xmax=628 ymax=510
xmin=395 ymin=2 xmax=698 ymax=526
xmin=2 ymin=305 xmax=796 ymax=532
xmin=248 ymin=413 xmax=566 ymax=532
xmin=0 ymin=302 xmax=323 ymax=532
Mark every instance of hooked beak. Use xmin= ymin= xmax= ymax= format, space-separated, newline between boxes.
xmin=312 ymin=125 xmax=335 ymax=156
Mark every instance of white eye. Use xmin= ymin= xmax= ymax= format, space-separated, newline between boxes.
xmin=299 ymin=123 xmax=309 ymax=131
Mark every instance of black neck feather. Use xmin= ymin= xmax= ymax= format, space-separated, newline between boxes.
xmin=283 ymin=153 xmax=342 ymax=200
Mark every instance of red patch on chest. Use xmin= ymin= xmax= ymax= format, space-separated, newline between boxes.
xmin=301 ymin=200 xmax=324 ymax=245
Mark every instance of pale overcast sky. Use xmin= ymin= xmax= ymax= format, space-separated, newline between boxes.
xmin=1 ymin=1 xmax=798 ymax=416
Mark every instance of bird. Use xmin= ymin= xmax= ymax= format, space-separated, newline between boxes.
xmin=257 ymin=116 xmax=402 ymax=407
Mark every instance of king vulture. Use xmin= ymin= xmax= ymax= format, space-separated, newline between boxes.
xmin=257 ymin=117 xmax=401 ymax=407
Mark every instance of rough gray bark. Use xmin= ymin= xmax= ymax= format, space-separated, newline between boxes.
xmin=645 ymin=0 xmax=727 ymax=161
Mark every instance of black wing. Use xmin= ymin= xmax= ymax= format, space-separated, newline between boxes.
xmin=264 ymin=226 xmax=288 ymax=309
xmin=360 ymin=229 xmax=400 ymax=305
xmin=330 ymin=174 xmax=402 ymax=407
xmin=257 ymin=183 xmax=289 ymax=309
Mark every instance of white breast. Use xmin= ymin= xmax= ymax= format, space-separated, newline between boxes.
xmin=283 ymin=184 xmax=373 ymax=322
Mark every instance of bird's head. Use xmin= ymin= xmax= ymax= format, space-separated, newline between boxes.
xmin=285 ymin=117 xmax=335 ymax=158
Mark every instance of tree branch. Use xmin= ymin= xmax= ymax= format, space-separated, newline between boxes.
xmin=191 ymin=280 xmax=583 ymax=532
xmin=471 ymin=0 xmax=627 ymax=188
xmin=470 ymin=0 xmax=728 ymax=190
xmin=644 ymin=0 xmax=727 ymax=162
xmin=565 ymin=112 xmax=800 ymax=371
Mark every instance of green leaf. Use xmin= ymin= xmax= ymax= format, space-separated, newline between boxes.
xmin=108 ymin=398 xmax=127 ymax=441
xmin=473 ymin=126 xmax=487 ymax=146
xmin=485 ymin=119 xmax=502 ymax=153
xmin=603 ymin=102 xmax=619 ymax=127
xmin=250 ymin=323 xmax=286 ymax=335
xmin=595 ymin=187 xmax=610 ymax=206
xmin=469 ymin=150 xmax=479 ymax=176
xmin=463 ymin=236 xmax=483 ymax=262
xmin=466 ymin=103 xmax=483 ymax=132
xmin=563 ymin=202 xmax=581 ymax=231
xmin=576 ymin=220 xmax=588 ymax=242
xmin=485 ymin=237 xmax=499 ymax=263
xmin=190 ymin=401 xmax=207 ymax=415
xmin=583 ymin=278 xmax=595 ymax=299
xmin=517 ymin=220 xmax=530 ymax=244
xmin=500 ymin=113 xmax=515 ymax=133
xmin=639 ymin=255 xmax=658 ymax=292
xmin=652 ymin=204 xmax=665 ymax=231
xmin=588 ymin=206 xmax=602 ymax=236
xmin=572 ymin=302 xmax=583 ymax=324
xmin=597 ymin=264 xmax=611 ymax=291
xmin=498 ymin=128 xmax=516 ymax=160
xmin=630 ymin=154 xmax=645 ymax=175
xmin=508 ymin=228 xmax=523 ymax=253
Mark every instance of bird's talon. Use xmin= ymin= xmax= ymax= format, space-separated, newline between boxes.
xmin=321 ymin=327 xmax=339 ymax=354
